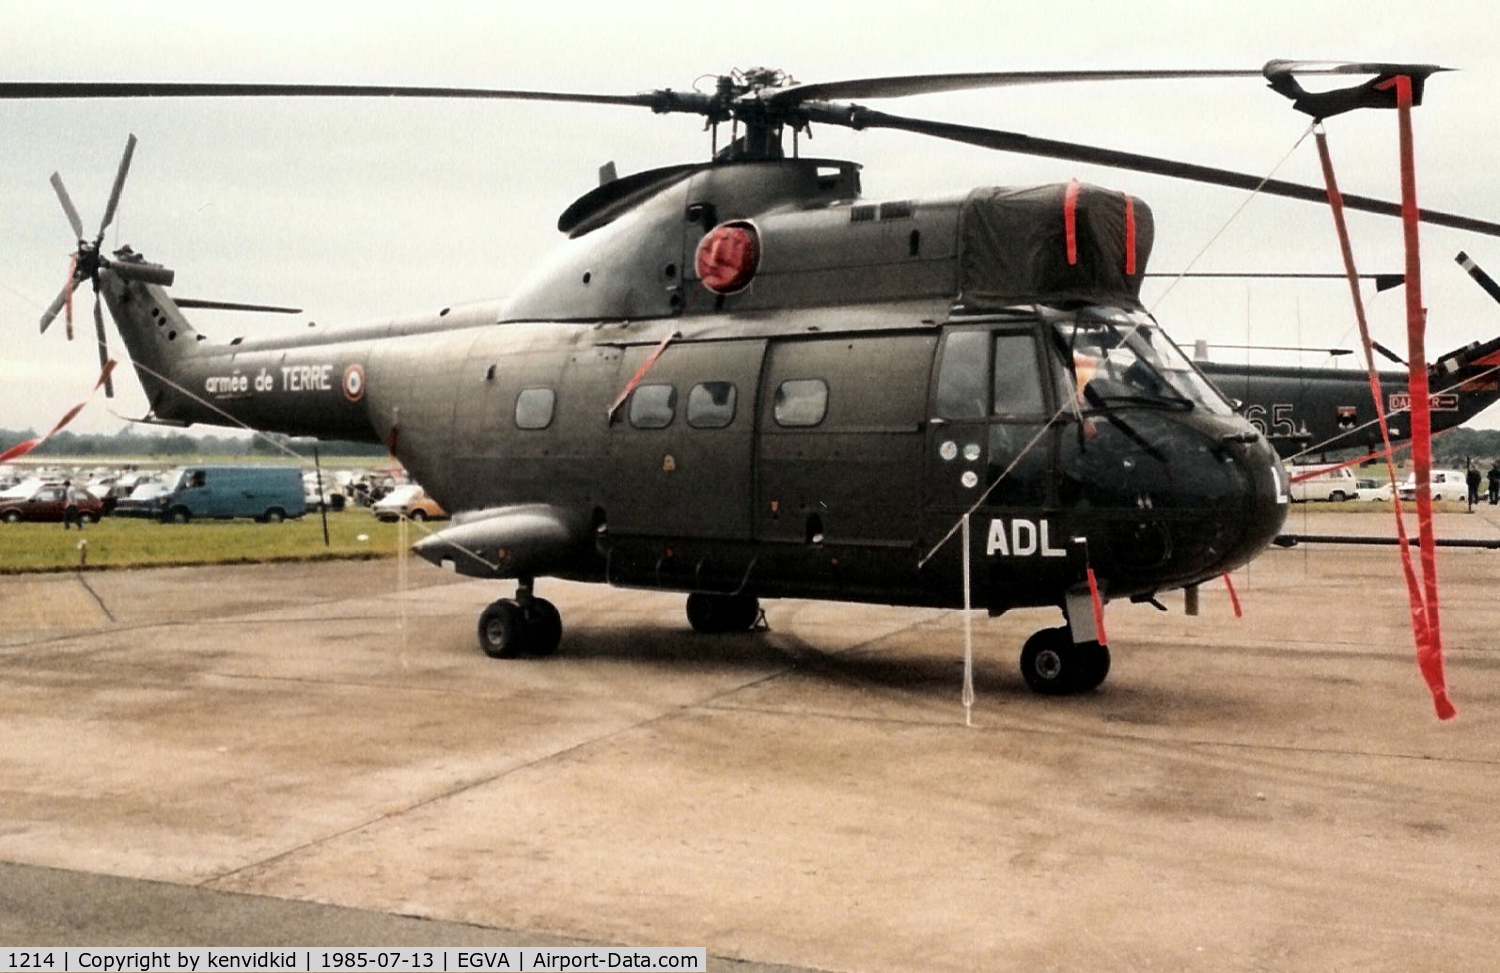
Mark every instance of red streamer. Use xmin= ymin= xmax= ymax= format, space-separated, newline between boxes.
xmin=0 ymin=359 xmax=116 ymax=463
xmin=1086 ymin=567 xmax=1108 ymax=646
xmin=607 ymin=329 xmax=679 ymax=421
xmin=1316 ymin=110 xmax=1454 ymax=721
xmin=1063 ymin=179 xmax=1080 ymax=266
xmin=1123 ymin=195 xmax=1137 ymax=276
xmin=1221 ymin=573 xmax=1243 ymax=619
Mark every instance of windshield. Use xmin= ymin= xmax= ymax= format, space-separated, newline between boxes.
xmin=1054 ymin=308 xmax=1234 ymax=416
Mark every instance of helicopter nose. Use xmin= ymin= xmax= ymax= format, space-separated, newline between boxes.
xmin=1060 ymin=412 xmax=1287 ymax=593
xmin=1229 ymin=435 xmax=1290 ymax=568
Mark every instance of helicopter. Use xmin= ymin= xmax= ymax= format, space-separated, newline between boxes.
xmin=1171 ymin=252 xmax=1500 ymax=462
xmin=10 ymin=60 xmax=1498 ymax=696
xmin=1197 ymin=324 xmax=1500 ymax=461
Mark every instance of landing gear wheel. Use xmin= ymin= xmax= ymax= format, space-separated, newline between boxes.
xmin=686 ymin=592 xmax=760 ymax=633
xmin=522 ymin=598 xmax=563 ymax=657
xmin=1019 ymin=627 xmax=1110 ymax=695
xmin=1075 ymin=640 xmax=1111 ymax=693
xmin=478 ymin=600 xmax=526 ymax=658
xmin=477 ymin=597 xmax=564 ymax=658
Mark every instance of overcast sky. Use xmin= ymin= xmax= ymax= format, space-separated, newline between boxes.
xmin=4 ymin=0 xmax=1500 ymax=438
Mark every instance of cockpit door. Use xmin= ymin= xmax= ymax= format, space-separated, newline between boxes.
xmin=924 ymin=327 xmax=1063 ymax=594
xmin=925 ymin=327 xmax=1057 ymax=516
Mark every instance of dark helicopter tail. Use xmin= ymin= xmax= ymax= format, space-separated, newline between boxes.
xmin=96 ymin=255 xmax=217 ymax=426
xmin=1431 ymin=252 xmax=1500 ymax=428
xmin=1431 ymin=331 xmax=1500 ymax=426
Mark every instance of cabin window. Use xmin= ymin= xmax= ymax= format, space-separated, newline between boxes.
xmin=515 ymin=387 xmax=556 ymax=430
xmin=687 ymin=381 xmax=737 ymax=428
xmin=992 ymin=333 xmax=1046 ymax=418
xmin=629 ymin=384 xmax=677 ymax=429
xmin=935 ymin=330 xmax=990 ymax=419
xmin=774 ymin=379 xmax=828 ymax=427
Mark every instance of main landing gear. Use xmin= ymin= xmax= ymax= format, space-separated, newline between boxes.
xmin=685 ymin=592 xmax=760 ymax=634
xmin=1018 ymin=626 xmax=1110 ymax=695
xmin=476 ymin=578 xmax=562 ymax=658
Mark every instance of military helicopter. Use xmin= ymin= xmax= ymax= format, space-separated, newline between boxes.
xmin=10 ymin=60 xmax=1498 ymax=695
xmin=1174 ymin=253 xmax=1500 ymax=461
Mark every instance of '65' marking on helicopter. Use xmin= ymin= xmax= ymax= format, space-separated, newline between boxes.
xmin=1242 ymin=402 xmax=1297 ymax=438
xmin=986 ymin=518 xmax=1068 ymax=558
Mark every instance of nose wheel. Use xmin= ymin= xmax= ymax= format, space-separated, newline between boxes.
xmin=1019 ymin=626 xmax=1110 ymax=695
xmin=477 ymin=579 xmax=562 ymax=658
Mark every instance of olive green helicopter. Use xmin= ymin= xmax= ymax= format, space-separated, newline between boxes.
xmin=10 ymin=60 xmax=1498 ymax=694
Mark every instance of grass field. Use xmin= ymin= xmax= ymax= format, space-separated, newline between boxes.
xmin=0 ymin=510 xmax=421 ymax=573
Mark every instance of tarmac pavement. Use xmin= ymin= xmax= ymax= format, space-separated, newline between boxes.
xmin=2 ymin=508 xmax=1498 ymax=971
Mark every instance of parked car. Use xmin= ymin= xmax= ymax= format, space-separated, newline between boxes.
xmin=1353 ymin=477 xmax=1394 ymax=502
xmin=1286 ymin=464 xmax=1357 ymax=502
xmin=371 ymin=484 xmax=446 ymax=522
xmin=111 ymin=478 xmax=172 ymax=518
xmin=1397 ymin=469 xmax=1470 ymax=502
xmin=303 ymin=472 xmax=347 ymax=512
xmin=0 ymin=482 xmax=103 ymax=524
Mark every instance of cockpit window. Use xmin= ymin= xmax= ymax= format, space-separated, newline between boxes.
xmin=1055 ymin=309 xmax=1233 ymax=416
xmin=992 ymin=333 xmax=1046 ymax=418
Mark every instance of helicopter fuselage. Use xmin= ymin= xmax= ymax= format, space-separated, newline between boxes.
xmin=97 ymin=155 xmax=1288 ymax=692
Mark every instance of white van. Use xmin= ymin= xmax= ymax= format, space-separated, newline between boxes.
xmin=1286 ymin=464 xmax=1357 ymax=502
xmin=1397 ymin=469 xmax=1470 ymax=502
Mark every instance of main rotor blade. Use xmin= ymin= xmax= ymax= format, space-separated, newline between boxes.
xmin=769 ymin=68 xmax=1267 ymax=105
xmin=39 ymin=277 xmax=79 ymax=334
xmin=92 ymin=292 xmax=114 ymax=398
xmin=831 ymin=106 xmax=1500 ymax=238
xmin=1456 ymin=251 xmax=1500 ymax=306
xmin=97 ymin=133 xmax=137 ymax=241
xmin=174 ymin=298 xmax=302 ymax=313
xmin=768 ymin=61 xmax=1453 ymax=106
xmin=0 ymin=81 xmax=677 ymax=110
xmin=49 ymin=172 xmax=86 ymax=240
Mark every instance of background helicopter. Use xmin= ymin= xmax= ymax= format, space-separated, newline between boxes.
xmin=1187 ymin=253 xmax=1500 ymax=460
xmin=10 ymin=53 xmax=1500 ymax=697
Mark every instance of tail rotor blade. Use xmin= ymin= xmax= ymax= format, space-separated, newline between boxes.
xmin=97 ymin=133 xmax=137 ymax=241
xmin=49 ymin=172 xmax=86 ymax=240
xmin=93 ymin=292 xmax=114 ymax=398
xmin=39 ymin=276 xmax=79 ymax=333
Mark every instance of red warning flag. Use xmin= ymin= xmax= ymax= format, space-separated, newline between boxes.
xmin=1315 ymin=109 xmax=1454 ymax=721
xmin=0 ymin=359 xmax=117 ymax=463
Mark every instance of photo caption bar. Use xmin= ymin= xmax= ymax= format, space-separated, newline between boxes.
xmin=1 ymin=948 xmax=707 ymax=972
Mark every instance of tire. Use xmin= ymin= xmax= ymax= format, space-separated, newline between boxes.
xmin=1328 ymin=491 xmax=1346 ymax=502
xmin=79 ymin=512 xmax=97 ymax=525
xmin=409 ymin=509 xmax=427 ymax=522
xmin=686 ymin=593 xmax=760 ymax=633
xmin=263 ymin=508 xmax=285 ymax=524
xmin=1019 ymin=627 xmax=1109 ymax=695
xmin=1075 ymin=641 xmax=1111 ymax=693
xmin=523 ymin=599 xmax=563 ymax=657
xmin=167 ymin=507 xmax=190 ymax=525
xmin=477 ymin=600 xmax=526 ymax=658
xmin=2 ymin=510 xmax=20 ymax=523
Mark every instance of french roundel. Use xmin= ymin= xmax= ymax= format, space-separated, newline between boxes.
xmin=342 ymin=363 xmax=366 ymax=402
xmin=695 ymin=221 xmax=760 ymax=295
